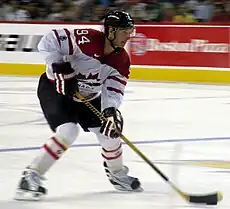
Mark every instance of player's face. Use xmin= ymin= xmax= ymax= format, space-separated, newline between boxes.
xmin=113 ymin=27 xmax=135 ymax=48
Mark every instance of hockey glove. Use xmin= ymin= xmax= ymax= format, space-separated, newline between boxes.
xmin=100 ymin=107 xmax=123 ymax=139
xmin=52 ymin=62 xmax=78 ymax=97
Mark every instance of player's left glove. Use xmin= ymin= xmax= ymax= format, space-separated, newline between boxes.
xmin=52 ymin=62 xmax=78 ymax=97
xmin=100 ymin=107 xmax=123 ymax=139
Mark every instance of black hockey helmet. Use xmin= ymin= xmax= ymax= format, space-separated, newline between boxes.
xmin=104 ymin=10 xmax=134 ymax=30
xmin=104 ymin=10 xmax=134 ymax=49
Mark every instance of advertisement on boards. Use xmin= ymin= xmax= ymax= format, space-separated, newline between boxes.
xmin=130 ymin=25 xmax=230 ymax=68
xmin=0 ymin=23 xmax=103 ymax=64
xmin=0 ymin=22 xmax=230 ymax=83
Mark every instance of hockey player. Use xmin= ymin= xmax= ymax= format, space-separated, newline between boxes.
xmin=15 ymin=10 xmax=142 ymax=201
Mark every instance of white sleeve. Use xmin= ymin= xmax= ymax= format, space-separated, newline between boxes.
xmin=101 ymin=69 xmax=128 ymax=110
xmin=37 ymin=28 xmax=81 ymax=79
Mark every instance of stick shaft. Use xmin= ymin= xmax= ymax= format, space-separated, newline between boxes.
xmin=75 ymin=92 xmax=189 ymax=200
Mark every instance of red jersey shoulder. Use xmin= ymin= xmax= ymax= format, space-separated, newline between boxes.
xmin=74 ymin=28 xmax=104 ymax=58
xmin=73 ymin=28 xmax=130 ymax=78
xmin=105 ymin=49 xmax=130 ymax=79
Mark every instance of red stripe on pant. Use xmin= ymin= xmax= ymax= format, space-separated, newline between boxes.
xmin=43 ymin=144 xmax=59 ymax=160
xmin=43 ymin=137 xmax=68 ymax=160
xmin=102 ymin=152 xmax=122 ymax=160
xmin=102 ymin=143 xmax=122 ymax=153
xmin=52 ymin=137 xmax=67 ymax=151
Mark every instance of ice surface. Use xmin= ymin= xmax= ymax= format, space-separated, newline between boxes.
xmin=0 ymin=76 xmax=230 ymax=209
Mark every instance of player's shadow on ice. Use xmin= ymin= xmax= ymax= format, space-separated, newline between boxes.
xmin=45 ymin=189 xmax=168 ymax=203
xmin=45 ymin=190 xmax=221 ymax=208
xmin=0 ymin=200 xmax=38 ymax=209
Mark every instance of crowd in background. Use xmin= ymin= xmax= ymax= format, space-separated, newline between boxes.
xmin=0 ymin=0 xmax=229 ymax=23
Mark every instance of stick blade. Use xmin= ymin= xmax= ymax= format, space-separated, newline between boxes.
xmin=189 ymin=191 xmax=223 ymax=205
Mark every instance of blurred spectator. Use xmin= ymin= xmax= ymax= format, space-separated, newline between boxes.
xmin=63 ymin=5 xmax=81 ymax=21
xmin=4 ymin=0 xmax=30 ymax=21
xmin=95 ymin=0 xmax=112 ymax=6
xmin=128 ymin=0 xmax=147 ymax=21
xmin=194 ymin=0 xmax=214 ymax=22
xmin=173 ymin=4 xmax=196 ymax=22
xmin=47 ymin=2 xmax=63 ymax=21
xmin=90 ymin=5 xmax=106 ymax=21
xmin=162 ymin=3 xmax=175 ymax=21
xmin=0 ymin=2 xmax=6 ymax=20
xmin=211 ymin=1 xmax=230 ymax=22
xmin=184 ymin=0 xmax=198 ymax=11
xmin=225 ymin=0 xmax=230 ymax=12
xmin=0 ymin=0 xmax=229 ymax=23
xmin=142 ymin=0 xmax=163 ymax=22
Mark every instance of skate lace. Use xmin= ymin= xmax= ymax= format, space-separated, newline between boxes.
xmin=25 ymin=170 xmax=45 ymax=186
xmin=113 ymin=166 xmax=129 ymax=176
xmin=112 ymin=166 xmax=136 ymax=186
xmin=112 ymin=166 xmax=131 ymax=180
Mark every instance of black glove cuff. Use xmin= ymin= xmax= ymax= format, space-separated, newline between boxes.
xmin=52 ymin=62 xmax=74 ymax=74
xmin=102 ymin=107 xmax=117 ymax=117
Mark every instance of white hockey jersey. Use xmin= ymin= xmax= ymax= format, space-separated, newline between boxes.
xmin=38 ymin=28 xmax=130 ymax=110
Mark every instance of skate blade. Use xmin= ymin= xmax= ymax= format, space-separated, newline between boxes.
xmin=14 ymin=189 xmax=45 ymax=201
xmin=114 ymin=185 xmax=144 ymax=192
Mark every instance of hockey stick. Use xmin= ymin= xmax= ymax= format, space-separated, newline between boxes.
xmin=75 ymin=92 xmax=223 ymax=205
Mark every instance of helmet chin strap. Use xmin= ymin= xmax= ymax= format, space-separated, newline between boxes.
xmin=108 ymin=28 xmax=121 ymax=52
xmin=109 ymin=38 xmax=116 ymax=50
xmin=109 ymin=28 xmax=117 ymax=49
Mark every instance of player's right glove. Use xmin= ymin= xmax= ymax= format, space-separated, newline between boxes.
xmin=100 ymin=107 xmax=123 ymax=139
xmin=52 ymin=62 xmax=78 ymax=97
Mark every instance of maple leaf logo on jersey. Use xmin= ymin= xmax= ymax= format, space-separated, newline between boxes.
xmin=76 ymin=72 xmax=101 ymax=89
xmin=76 ymin=72 xmax=100 ymax=81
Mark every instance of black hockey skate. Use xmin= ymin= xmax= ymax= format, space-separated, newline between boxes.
xmin=103 ymin=161 xmax=143 ymax=192
xmin=14 ymin=168 xmax=47 ymax=201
